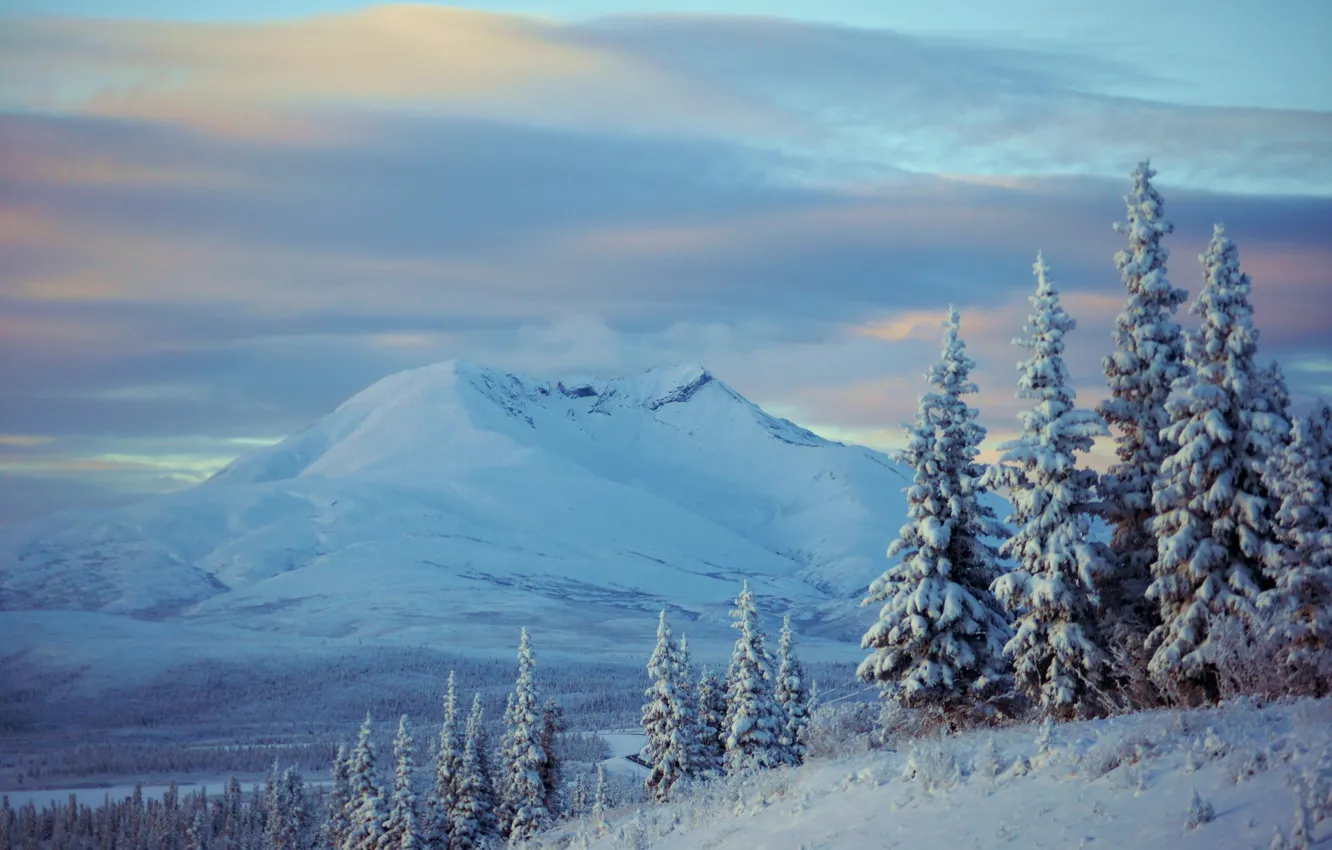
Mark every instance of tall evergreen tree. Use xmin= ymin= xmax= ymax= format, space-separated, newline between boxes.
xmin=503 ymin=629 xmax=549 ymax=843
xmin=381 ymin=716 xmax=421 ymax=850
xmin=1097 ymin=160 xmax=1190 ymax=643
xmin=345 ymin=715 xmax=387 ymax=850
xmin=449 ymin=695 xmax=496 ymax=850
xmin=991 ymin=255 xmax=1112 ymax=719
xmin=641 ymin=611 xmax=693 ymax=800
xmin=774 ymin=615 xmax=810 ymax=764
xmin=723 ymin=581 xmax=784 ymax=772
xmin=858 ymin=308 xmax=1012 ymax=716
xmin=694 ymin=667 xmax=727 ymax=777
xmin=326 ymin=746 xmax=352 ymax=850
xmin=1261 ymin=403 xmax=1332 ymax=686
xmin=427 ymin=672 xmax=463 ymax=847
xmin=1148 ymin=224 xmax=1288 ymax=699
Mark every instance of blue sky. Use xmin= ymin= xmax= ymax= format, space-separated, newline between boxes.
xmin=0 ymin=1 xmax=1329 ymax=522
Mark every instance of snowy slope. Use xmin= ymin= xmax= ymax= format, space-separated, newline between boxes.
xmin=581 ymin=699 xmax=1332 ymax=849
xmin=0 ymin=361 xmax=911 ymax=674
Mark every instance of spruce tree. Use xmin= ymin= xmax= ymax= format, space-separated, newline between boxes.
xmin=427 ymin=672 xmax=463 ymax=847
xmin=495 ymin=693 xmax=517 ymax=837
xmin=722 ymin=581 xmax=784 ymax=772
xmin=992 ymin=255 xmax=1112 ymax=719
xmin=381 ymin=716 xmax=421 ymax=850
xmin=345 ymin=714 xmax=387 ymax=850
xmin=1261 ymin=403 xmax=1332 ymax=687
xmin=1097 ymin=160 xmax=1190 ymax=643
xmin=326 ymin=746 xmax=352 ymax=850
xmin=503 ymin=628 xmax=549 ymax=843
xmin=674 ymin=635 xmax=705 ymax=779
xmin=449 ymin=695 xmax=496 ymax=850
xmin=774 ymin=615 xmax=810 ymax=764
xmin=590 ymin=766 xmax=610 ymax=838
xmin=858 ymin=308 xmax=1012 ymax=716
xmin=538 ymin=698 xmax=565 ymax=817
xmin=641 ymin=611 xmax=692 ymax=800
xmin=694 ymin=667 xmax=727 ymax=777
xmin=1148 ymin=224 xmax=1288 ymax=700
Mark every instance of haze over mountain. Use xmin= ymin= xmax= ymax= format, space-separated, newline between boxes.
xmin=0 ymin=360 xmax=915 ymax=682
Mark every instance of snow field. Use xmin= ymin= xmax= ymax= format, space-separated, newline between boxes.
xmin=576 ymin=699 xmax=1331 ymax=849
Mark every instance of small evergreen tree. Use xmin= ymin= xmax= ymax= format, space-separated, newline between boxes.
xmin=642 ymin=611 xmax=693 ymax=800
xmin=774 ymin=615 xmax=810 ymax=764
xmin=992 ymin=255 xmax=1112 ymax=719
xmin=495 ymin=692 xmax=517 ymax=837
xmin=345 ymin=714 xmax=387 ymax=850
xmin=858 ymin=308 xmax=1012 ymax=717
xmin=503 ymin=629 xmax=549 ymax=843
xmin=326 ymin=746 xmax=352 ymax=850
xmin=381 ymin=716 xmax=421 ymax=850
xmin=188 ymin=804 xmax=211 ymax=850
xmin=723 ymin=581 xmax=784 ymax=772
xmin=538 ymin=698 xmax=565 ymax=817
xmin=426 ymin=672 xmax=462 ymax=846
xmin=674 ymin=635 xmax=705 ymax=779
xmin=1261 ymin=403 xmax=1332 ymax=689
xmin=695 ymin=667 xmax=727 ymax=777
xmin=1097 ymin=160 xmax=1189 ymax=645
xmin=590 ymin=766 xmax=610 ymax=838
xmin=449 ymin=695 xmax=496 ymax=850
xmin=1148 ymin=224 xmax=1288 ymax=700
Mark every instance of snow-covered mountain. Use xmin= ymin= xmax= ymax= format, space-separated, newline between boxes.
xmin=0 ymin=360 xmax=912 ymax=674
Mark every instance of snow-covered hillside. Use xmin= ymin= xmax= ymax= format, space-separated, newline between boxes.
xmin=581 ymin=698 xmax=1332 ymax=849
xmin=0 ymin=361 xmax=912 ymax=677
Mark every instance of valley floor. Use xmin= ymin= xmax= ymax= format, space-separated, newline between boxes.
xmin=579 ymin=698 xmax=1331 ymax=849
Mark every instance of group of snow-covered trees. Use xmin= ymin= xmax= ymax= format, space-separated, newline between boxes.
xmin=326 ymin=629 xmax=564 ymax=850
xmin=860 ymin=161 xmax=1332 ymax=721
xmin=639 ymin=583 xmax=812 ymax=800
xmin=0 ymin=771 xmax=319 ymax=850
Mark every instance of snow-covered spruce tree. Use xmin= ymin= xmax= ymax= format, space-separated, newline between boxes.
xmin=858 ymin=308 xmax=1012 ymax=719
xmin=774 ymin=615 xmax=810 ymax=763
xmin=538 ymin=697 xmax=565 ymax=817
xmin=345 ymin=714 xmax=387 ymax=850
xmin=326 ymin=745 xmax=352 ymax=850
xmin=449 ymin=695 xmax=496 ymax=850
xmin=642 ymin=610 xmax=691 ymax=801
xmin=495 ymin=692 xmax=517 ymax=837
xmin=426 ymin=671 xmax=463 ymax=847
xmin=1147 ymin=224 xmax=1289 ymax=701
xmin=991 ymin=255 xmax=1112 ymax=720
xmin=590 ymin=766 xmax=609 ymax=837
xmin=1097 ymin=160 xmax=1190 ymax=644
xmin=381 ymin=716 xmax=421 ymax=850
xmin=187 ymin=803 xmax=210 ymax=850
xmin=264 ymin=761 xmax=290 ymax=850
xmin=723 ymin=581 xmax=784 ymax=772
xmin=1261 ymin=404 xmax=1332 ymax=690
xmin=503 ymin=628 xmax=549 ymax=843
xmin=674 ymin=635 xmax=705 ymax=780
xmin=695 ymin=666 xmax=727 ymax=778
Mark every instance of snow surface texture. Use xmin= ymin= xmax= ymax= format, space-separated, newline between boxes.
xmin=0 ymin=361 xmax=912 ymax=681
xmin=577 ymin=698 xmax=1332 ymax=849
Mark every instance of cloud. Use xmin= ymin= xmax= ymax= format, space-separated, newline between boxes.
xmin=1 ymin=6 xmax=1329 ymax=519
xmin=2 ymin=8 xmax=1329 ymax=192
xmin=0 ymin=6 xmax=784 ymax=143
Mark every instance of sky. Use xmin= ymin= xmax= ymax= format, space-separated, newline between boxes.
xmin=0 ymin=0 xmax=1329 ymax=523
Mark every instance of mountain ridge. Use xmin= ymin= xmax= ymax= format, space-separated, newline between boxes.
xmin=0 ymin=359 xmax=911 ymax=679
